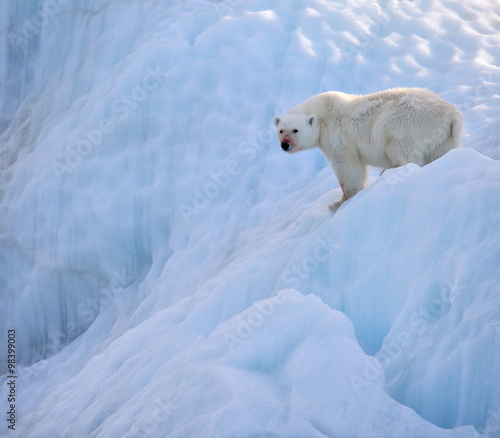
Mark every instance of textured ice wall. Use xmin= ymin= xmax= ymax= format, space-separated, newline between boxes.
xmin=0 ymin=0 xmax=499 ymax=436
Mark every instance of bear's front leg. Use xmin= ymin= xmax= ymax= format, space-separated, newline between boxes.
xmin=328 ymin=182 xmax=346 ymax=212
xmin=328 ymin=161 xmax=368 ymax=212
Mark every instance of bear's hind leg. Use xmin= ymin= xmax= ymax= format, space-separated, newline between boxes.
xmin=386 ymin=137 xmax=426 ymax=168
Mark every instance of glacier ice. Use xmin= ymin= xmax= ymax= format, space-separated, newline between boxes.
xmin=1 ymin=0 xmax=499 ymax=437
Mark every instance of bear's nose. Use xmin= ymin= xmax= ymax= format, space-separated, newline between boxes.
xmin=281 ymin=142 xmax=291 ymax=151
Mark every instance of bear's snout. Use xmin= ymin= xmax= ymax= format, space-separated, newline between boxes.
xmin=281 ymin=142 xmax=291 ymax=152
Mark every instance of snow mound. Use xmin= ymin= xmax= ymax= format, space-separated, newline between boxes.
xmin=15 ymin=290 xmax=483 ymax=438
xmin=1 ymin=0 xmax=499 ymax=437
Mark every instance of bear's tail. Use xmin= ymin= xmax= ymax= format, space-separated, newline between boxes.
xmin=427 ymin=109 xmax=464 ymax=163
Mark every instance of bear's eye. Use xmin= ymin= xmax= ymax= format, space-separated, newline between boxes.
xmin=293 ymin=129 xmax=298 ymax=133
xmin=279 ymin=130 xmax=283 ymax=134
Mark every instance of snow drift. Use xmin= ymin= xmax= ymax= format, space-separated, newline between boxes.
xmin=1 ymin=0 xmax=499 ymax=437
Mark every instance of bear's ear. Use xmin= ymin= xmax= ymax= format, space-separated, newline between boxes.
xmin=273 ymin=116 xmax=281 ymax=127
xmin=307 ymin=115 xmax=317 ymax=127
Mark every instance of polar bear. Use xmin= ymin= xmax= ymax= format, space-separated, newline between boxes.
xmin=274 ymin=88 xmax=463 ymax=211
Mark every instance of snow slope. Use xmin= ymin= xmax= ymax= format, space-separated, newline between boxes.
xmin=1 ymin=0 xmax=499 ymax=437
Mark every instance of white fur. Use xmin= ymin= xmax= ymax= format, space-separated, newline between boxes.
xmin=274 ymin=88 xmax=464 ymax=211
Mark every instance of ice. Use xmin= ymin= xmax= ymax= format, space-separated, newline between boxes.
xmin=1 ymin=0 xmax=499 ymax=437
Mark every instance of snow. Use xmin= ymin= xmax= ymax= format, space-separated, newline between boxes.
xmin=0 ymin=0 xmax=499 ymax=437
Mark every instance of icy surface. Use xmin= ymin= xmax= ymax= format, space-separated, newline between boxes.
xmin=0 ymin=0 xmax=499 ymax=437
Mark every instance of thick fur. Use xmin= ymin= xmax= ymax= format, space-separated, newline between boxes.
xmin=274 ymin=88 xmax=463 ymax=211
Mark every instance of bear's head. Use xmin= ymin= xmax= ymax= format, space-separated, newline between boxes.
xmin=273 ymin=113 xmax=319 ymax=153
